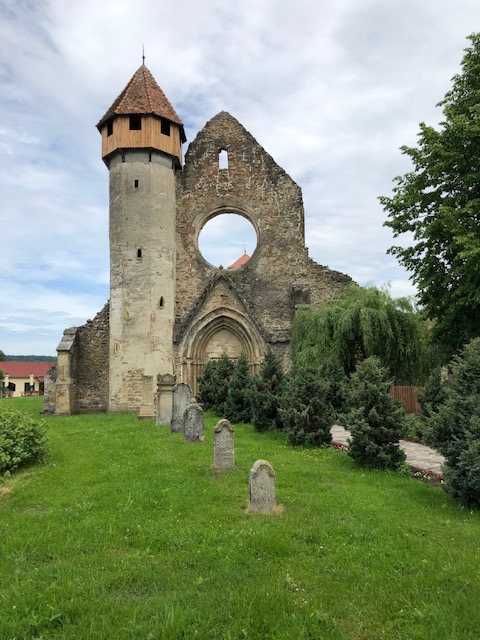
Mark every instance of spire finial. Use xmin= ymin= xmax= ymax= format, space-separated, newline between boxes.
xmin=142 ymin=45 xmax=145 ymax=65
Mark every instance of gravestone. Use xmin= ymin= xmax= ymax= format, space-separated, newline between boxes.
xmin=156 ymin=373 xmax=175 ymax=425
xmin=212 ymin=419 xmax=234 ymax=468
xmin=183 ymin=398 xmax=204 ymax=443
xmin=138 ymin=375 xmax=155 ymax=420
xmin=249 ymin=460 xmax=276 ymax=513
xmin=171 ymin=382 xmax=192 ymax=433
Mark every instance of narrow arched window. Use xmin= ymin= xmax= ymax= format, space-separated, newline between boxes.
xmin=219 ymin=149 xmax=228 ymax=170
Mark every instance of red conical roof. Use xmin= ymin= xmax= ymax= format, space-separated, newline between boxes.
xmin=96 ymin=64 xmax=186 ymax=141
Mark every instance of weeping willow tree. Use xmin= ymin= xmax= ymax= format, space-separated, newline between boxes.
xmin=291 ymin=284 xmax=432 ymax=384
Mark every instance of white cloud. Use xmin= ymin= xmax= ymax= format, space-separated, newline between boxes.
xmin=0 ymin=0 xmax=479 ymax=354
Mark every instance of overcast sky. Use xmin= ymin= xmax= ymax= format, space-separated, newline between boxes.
xmin=1 ymin=0 xmax=479 ymax=356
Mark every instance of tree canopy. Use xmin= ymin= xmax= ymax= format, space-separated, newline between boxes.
xmin=381 ymin=33 xmax=480 ymax=358
xmin=291 ymin=284 xmax=431 ymax=384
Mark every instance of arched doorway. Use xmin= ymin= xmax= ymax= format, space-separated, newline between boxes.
xmin=179 ymin=309 xmax=265 ymax=394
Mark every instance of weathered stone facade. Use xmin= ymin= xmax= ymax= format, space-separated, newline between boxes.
xmin=46 ymin=66 xmax=351 ymax=414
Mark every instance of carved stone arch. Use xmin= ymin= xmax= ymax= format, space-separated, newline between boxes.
xmin=179 ymin=307 xmax=265 ymax=394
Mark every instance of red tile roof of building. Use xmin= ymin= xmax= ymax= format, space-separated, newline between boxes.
xmin=1 ymin=362 xmax=55 ymax=381
xmin=96 ymin=64 xmax=186 ymax=141
xmin=228 ymin=252 xmax=250 ymax=269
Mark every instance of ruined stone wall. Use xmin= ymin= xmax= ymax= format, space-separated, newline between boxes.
xmin=72 ymin=303 xmax=109 ymax=413
xmin=174 ymin=111 xmax=351 ymax=372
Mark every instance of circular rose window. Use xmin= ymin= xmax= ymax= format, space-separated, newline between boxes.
xmin=198 ymin=213 xmax=257 ymax=269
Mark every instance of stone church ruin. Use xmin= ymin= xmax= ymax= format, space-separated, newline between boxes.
xmin=45 ymin=64 xmax=351 ymax=415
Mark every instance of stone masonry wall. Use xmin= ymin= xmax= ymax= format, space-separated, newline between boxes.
xmin=174 ymin=111 xmax=351 ymax=368
xmin=72 ymin=303 xmax=109 ymax=413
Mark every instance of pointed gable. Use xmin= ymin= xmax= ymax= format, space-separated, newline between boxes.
xmin=96 ymin=65 xmax=186 ymax=141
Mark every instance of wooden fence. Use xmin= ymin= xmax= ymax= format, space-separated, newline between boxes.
xmin=390 ymin=386 xmax=424 ymax=414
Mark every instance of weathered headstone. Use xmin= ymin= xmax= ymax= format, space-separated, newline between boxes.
xmin=183 ymin=398 xmax=204 ymax=443
xmin=138 ymin=375 xmax=155 ymax=420
xmin=212 ymin=419 xmax=234 ymax=468
xmin=171 ymin=382 xmax=192 ymax=433
xmin=249 ymin=460 xmax=276 ymax=513
xmin=156 ymin=373 xmax=175 ymax=425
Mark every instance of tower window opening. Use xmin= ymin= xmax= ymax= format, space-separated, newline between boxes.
xmin=107 ymin=119 xmax=113 ymax=136
xmin=160 ymin=118 xmax=171 ymax=136
xmin=129 ymin=115 xmax=142 ymax=130
xmin=137 ymin=248 xmax=143 ymax=259
xmin=134 ymin=179 xmax=139 ymax=188
xmin=159 ymin=296 xmax=164 ymax=308
xmin=219 ymin=149 xmax=228 ymax=170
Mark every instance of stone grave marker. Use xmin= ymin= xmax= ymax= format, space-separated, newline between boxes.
xmin=183 ymin=398 xmax=204 ymax=443
xmin=156 ymin=373 xmax=175 ymax=425
xmin=249 ymin=459 xmax=276 ymax=513
xmin=171 ymin=383 xmax=192 ymax=433
xmin=212 ymin=419 xmax=234 ymax=468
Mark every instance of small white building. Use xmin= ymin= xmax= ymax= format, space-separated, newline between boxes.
xmin=1 ymin=362 xmax=55 ymax=398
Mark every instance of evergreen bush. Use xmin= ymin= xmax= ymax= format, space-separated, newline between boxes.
xmin=210 ymin=352 xmax=235 ymax=417
xmin=281 ymin=366 xmax=334 ymax=446
xmin=426 ymin=338 xmax=480 ymax=508
xmin=250 ymin=348 xmax=285 ymax=431
xmin=197 ymin=359 xmax=219 ymax=411
xmin=343 ymin=357 xmax=407 ymax=470
xmin=0 ymin=407 xmax=48 ymax=475
xmin=224 ymin=353 xmax=254 ymax=424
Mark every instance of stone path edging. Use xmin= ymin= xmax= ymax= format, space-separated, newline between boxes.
xmin=330 ymin=424 xmax=445 ymax=475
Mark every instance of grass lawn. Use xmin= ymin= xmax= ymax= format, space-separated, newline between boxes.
xmin=1 ymin=397 xmax=480 ymax=639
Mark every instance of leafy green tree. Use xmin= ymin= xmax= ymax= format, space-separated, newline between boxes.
xmin=224 ymin=353 xmax=254 ymax=424
xmin=291 ymin=283 xmax=431 ymax=384
xmin=381 ymin=34 xmax=480 ymax=358
xmin=0 ymin=350 xmax=5 ymax=361
xmin=197 ymin=359 xmax=219 ymax=411
xmin=281 ymin=366 xmax=334 ymax=446
xmin=250 ymin=348 xmax=285 ymax=432
xmin=343 ymin=357 xmax=408 ymax=470
xmin=425 ymin=338 xmax=480 ymax=508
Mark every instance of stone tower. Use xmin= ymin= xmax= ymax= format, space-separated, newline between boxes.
xmin=96 ymin=65 xmax=186 ymax=412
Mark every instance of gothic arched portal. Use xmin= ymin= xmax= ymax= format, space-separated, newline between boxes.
xmin=179 ymin=308 xmax=265 ymax=394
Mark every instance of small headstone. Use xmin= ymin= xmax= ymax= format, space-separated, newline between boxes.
xmin=156 ymin=373 xmax=175 ymax=425
xmin=212 ymin=419 xmax=234 ymax=468
xmin=183 ymin=398 xmax=204 ymax=443
xmin=171 ymin=383 xmax=192 ymax=433
xmin=249 ymin=460 xmax=276 ymax=513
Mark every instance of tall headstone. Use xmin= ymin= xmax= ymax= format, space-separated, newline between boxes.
xmin=171 ymin=383 xmax=192 ymax=433
xmin=212 ymin=419 xmax=234 ymax=468
xmin=156 ymin=373 xmax=175 ymax=425
xmin=249 ymin=460 xmax=276 ymax=513
xmin=138 ymin=375 xmax=156 ymax=420
xmin=183 ymin=398 xmax=204 ymax=443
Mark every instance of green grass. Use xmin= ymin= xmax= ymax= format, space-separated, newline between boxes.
xmin=1 ymin=397 xmax=480 ymax=639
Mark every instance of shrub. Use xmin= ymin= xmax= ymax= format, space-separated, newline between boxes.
xmin=250 ymin=348 xmax=285 ymax=431
xmin=281 ymin=366 xmax=334 ymax=446
xmin=0 ymin=407 xmax=48 ymax=475
xmin=426 ymin=338 xmax=480 ymax=509
xmin=343 ymin=357 xmax=407 ymax=470
xmin=224 ymin=353 xmax=254 ymax=424
xmin=197 ymin=359 xmax=219 ymax=411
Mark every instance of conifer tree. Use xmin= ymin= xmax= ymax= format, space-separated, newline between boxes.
xmin=211 ymin=352 xmax=235 ymax=417
xmin=426 ymin=338 xmax=480 ymax=508
xmin=343 ymin=357 xmax=407 ymax=470
xmin=281 ymin=366 xmax=334 ymax=446
xmin=250 ymin=348 xmax=285 ymax=431
xmin=197 ymin=359 xmax=219 ymax=411
xmin=224 ymin=353 xmax=253 ymax=424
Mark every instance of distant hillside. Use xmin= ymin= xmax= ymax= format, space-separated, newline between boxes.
xmin=5 ymin=355 xmax=56 ymax=362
